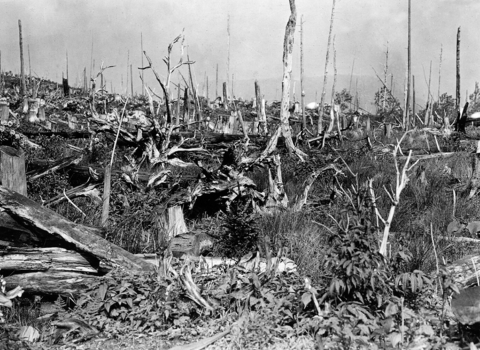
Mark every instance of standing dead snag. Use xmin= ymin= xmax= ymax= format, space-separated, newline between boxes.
xmin=273 ymin=0 xmax=307 ymax=161
xmin=142 ymin=32 xmax=194 ymax=124
xmin=369 ymin=131 xmax=419 ymax=256
xmin=317 ymin=0 xmax=336 ymax=136
xmin=18 ymin=20 xmax=26 ymax=96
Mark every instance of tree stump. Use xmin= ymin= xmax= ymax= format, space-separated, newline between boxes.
xmin=0 ymin=146 xmax=27 ymax=196
xmin=0 ymin=99 xmax=8 ymax=123
xmin=385 ymin=123 xmax=392 ymax=139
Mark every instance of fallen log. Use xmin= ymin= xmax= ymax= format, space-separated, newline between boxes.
xmin=3 ymin=271 xmax=99 ymax=296
xmin=445 ymin=254 xmax=480 ymax=289
xmin=0 ymin=185 xmax=153 ymax=272
xmin=0 ymin=247 xmax=98 ymax=274
xmin=27 ymin=154 xmax=83 ymax=181
xmin=21 ymin=130 xmax=92 ymax=139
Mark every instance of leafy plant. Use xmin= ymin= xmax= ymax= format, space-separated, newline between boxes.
xmin=70 ymin=268 xmax=171 ymax=334
xmin=323 ymin=225 xmax=391 ymax=310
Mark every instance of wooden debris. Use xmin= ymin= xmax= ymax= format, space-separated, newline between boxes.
xmin=0 ymin=185 xmax=153 ymax=272
xmin=4 ymin=271 xmax=99 ymax=296
xmin=0 ymin=247 xmax=98 ymax=274
xmin=0 ymin=146 xmax=27 ymax=196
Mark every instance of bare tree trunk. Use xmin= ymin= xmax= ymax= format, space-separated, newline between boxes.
xmin=438 ymin=45 xmax=443 ymax=101
xmin=187 ymin=53 xmax=202 ymax=124
xmin=90 ymin=38 xmax=94 ymax=88
xmin=141 ymin=32 xmax=144 ymax=96
xmin=28 ymin=44 xmax=31 ymax=92
xmin=66 ymin=51 xmax=69 ymax=83
xmin=183 ymin=87 xmax=190 ymax=124
xmin=425 ymin=61 xmax=432 ymax=125
xmin=83 ymin=67 xmax=87 ymax=92
xmin=130 ymin=64 xmax=134 ymax=96
xmin=223 ymin=82 xmax=228 ymax=110
xmin=226 ymin=14 xmax=230 ymax=103
xmin=383 ymin=43 xmax=389 ymax=113
xmin=126 ymin=51 xmax=129 ymax=95
xmin=405 ymin=0 xmax=411 ymax=130
xmin=0 ymin=50 xmax=2 ymax=91
xmin=101 ymin=164 xmax=111 ymax=227
xmin=18 ymin=20 xmax=26 ymax=96
xmin=300 ymin=15 xmax=306 ymax=131
xmin=216 ymin=63 xmax=218 ymax=97
xmin=255 ymin=80 xmax=266 ymax=134
xmin=278 ymin=0 xmax=307 ymax=160
xmin=176 ymin=84 xmax=181 ymax=126
xmin=348 ymin=58 xmax=355 ymax=97
xmin=412 ymin=75 xmax=416 ymax=125
xmin=331 ymin=37 xmax=341 ymax=142
xmin=456 ymin=27 xmax=461 ymax=110
xmin=317 ymin=0 xmax=336 ymax=135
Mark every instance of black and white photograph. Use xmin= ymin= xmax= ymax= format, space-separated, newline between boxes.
xmin=1 ymin=0 xmax=480 ymax=349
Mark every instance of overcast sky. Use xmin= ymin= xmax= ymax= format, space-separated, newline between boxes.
xmin=0 ymin=0 xmax=478 ymax=103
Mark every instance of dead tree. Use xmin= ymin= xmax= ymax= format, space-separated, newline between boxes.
xmin=273 ymin=0 xmax=307 ymax=160
xmin=317 ymin=0 xmax=336 ymax=135
xmin=142 ymin=32 xmax=194 ymax=124
xmin=300 ymin=15 xmax=306 ymax=130
xmin=255 ymin=80 xmax=267 ymax=134
xmin=405 ymin=0 xmax=411 ymax=130
xmin=438 ymin=45 xmax=443 ymax=102
xmin=18 ymin=20 xmax=26 ymax=96
xmin=456 ymin=27 xmax=461 ymax=110
xmin=370 ymin=131 xmax=419 ymax=256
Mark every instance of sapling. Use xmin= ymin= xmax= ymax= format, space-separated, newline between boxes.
xmin=368 ymin=130 xmax=419 ymax=256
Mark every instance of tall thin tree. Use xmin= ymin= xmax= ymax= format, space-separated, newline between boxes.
xmin=456 ymin=27 xmax=461 ymax=110
xmin=130 ymin=64 xmax=134 ymax=96
xmin=0 ymin=50 xmax=2 ymax=90
xmin=90 ymin=36 xmax=94 ymax=89
xmin=317 ymin=0 xmax=336 ymax=135
xmin=405 ymin=0 xmax=411 ymax=130
xmin=66 ymin=51 xmax=69 ymax=81
xmin=141 ymin=32 xmax=144 ymax=96
xmin=215 ymin=63 xmax=218 ymax=97
xmin=383 ymin=42 xmax=389 ymax=113
xmin=267 ymin=0 xmax=307 ymax=160
xmin=226 ymin=14 xmax=230 ymax=103
xmin=28 ymin=44 xmax=31 ymax=88
xmin=300 ymin=15 xmax=306 ymax=130
xmin=438 ymin=45 xmax=443 ymax=101
xmin=18 ymin=20 xmax=26 ymax=96
xmin=425 ymin=61 xmax=432 ymax=125
xmin=126 ymin=51 xmax=130 ymax=95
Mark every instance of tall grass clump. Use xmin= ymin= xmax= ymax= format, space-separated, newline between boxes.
xmin=257 ymin=209 xmax=329 ymax=283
